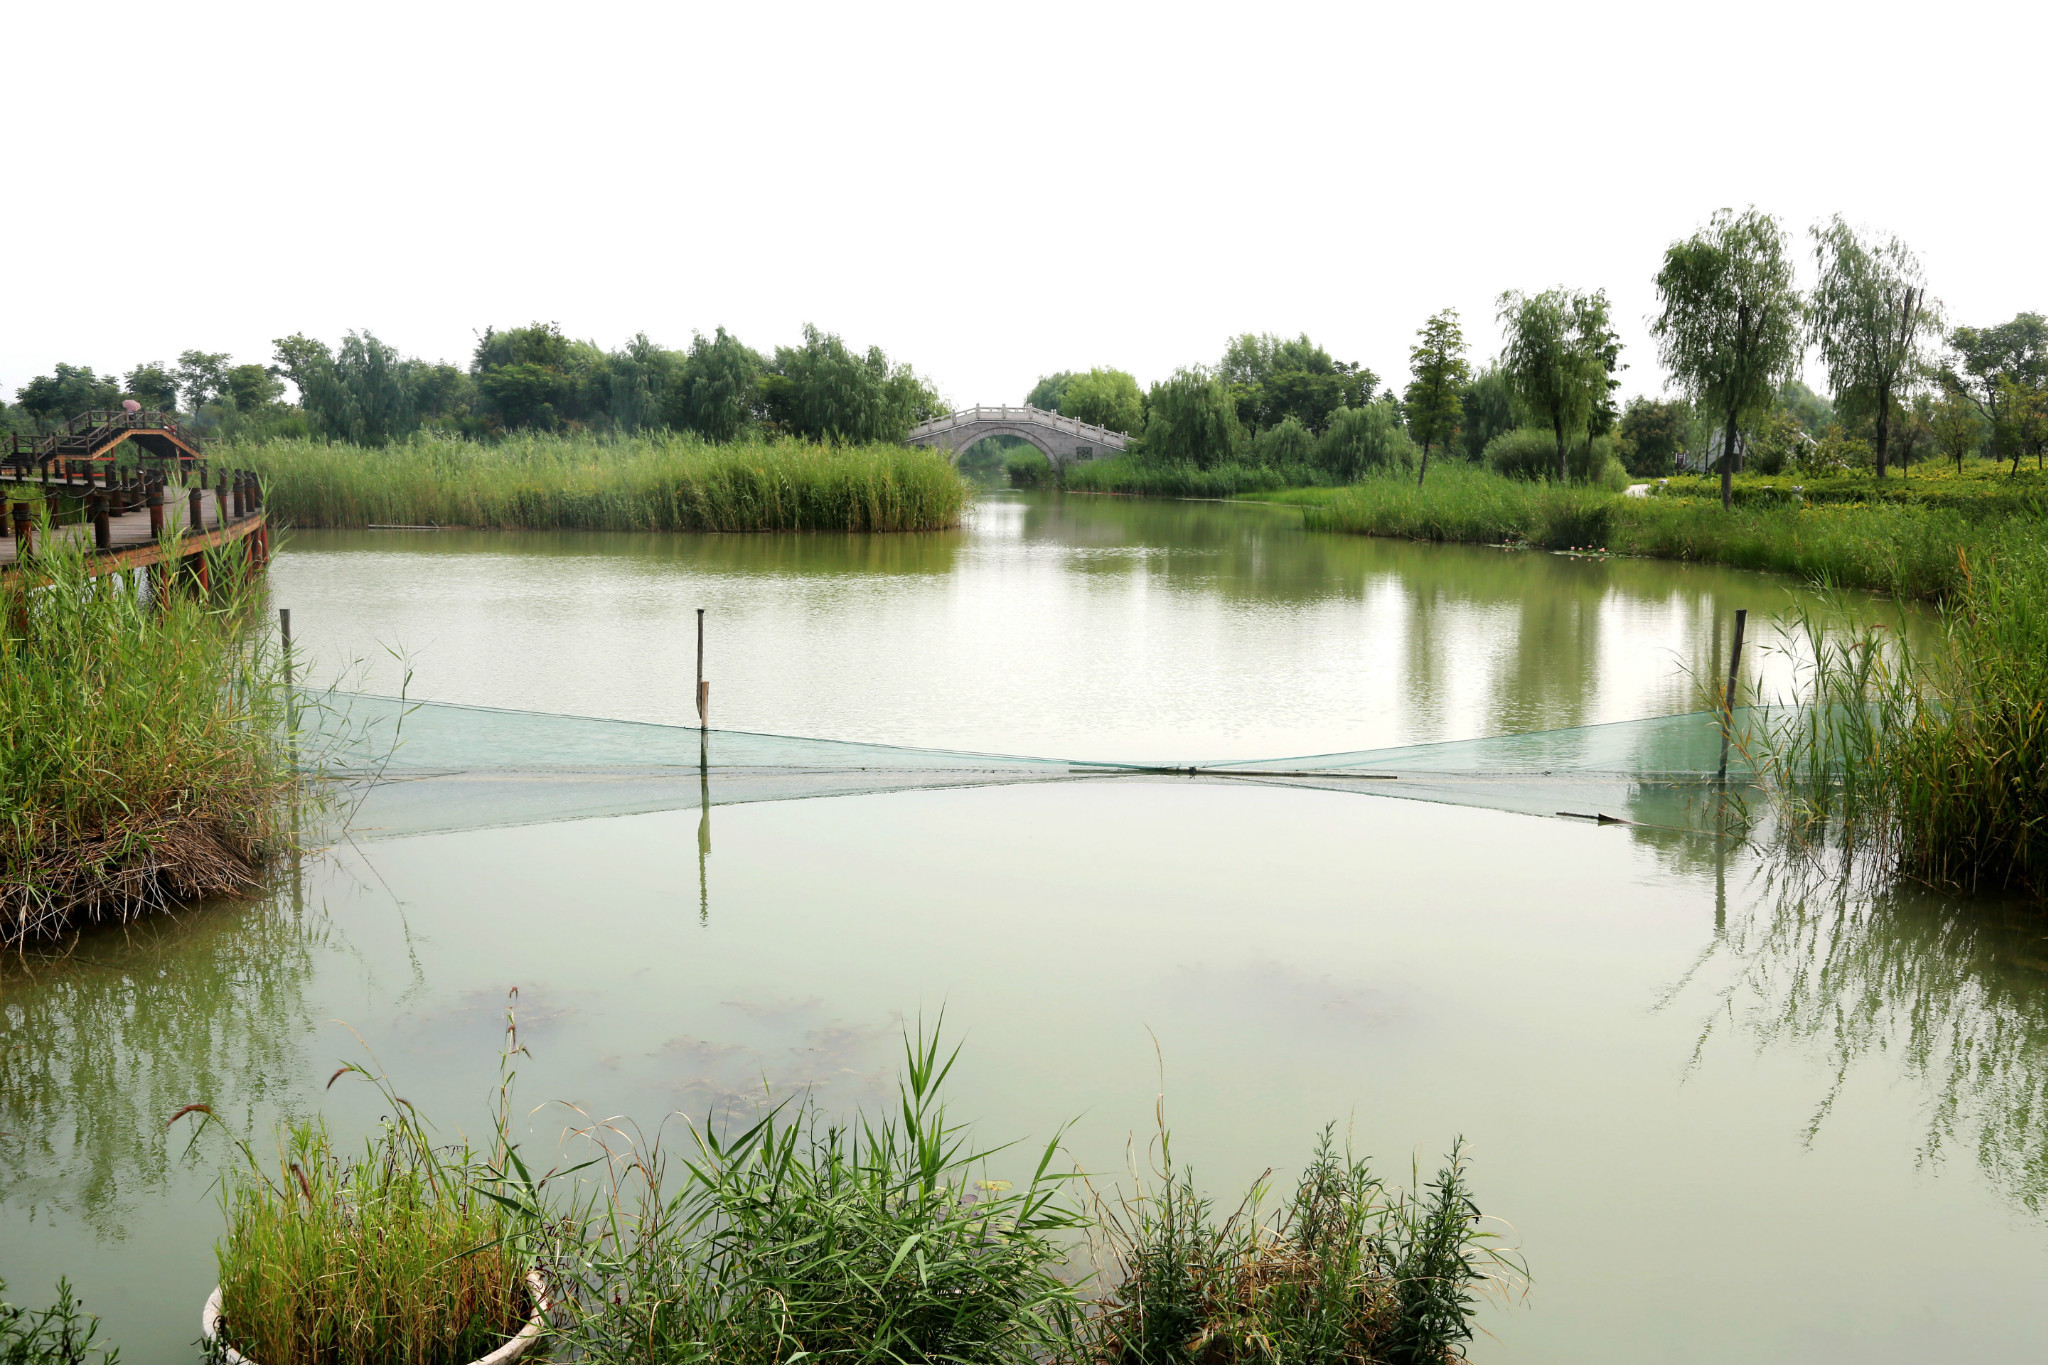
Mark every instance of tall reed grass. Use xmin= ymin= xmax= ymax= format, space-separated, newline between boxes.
xmin=1084 ymin=1124 xmax=1524 ymax=1365
xmin=224 ymin=433 xmax=969 ymax=533
xmin=179 ymin=1056 xmax=529 ymax=1365
xmin=0 ymin=527 xmax=294 ymax=946
xmin=1749 ymin=539 xmax=2048 ymax=896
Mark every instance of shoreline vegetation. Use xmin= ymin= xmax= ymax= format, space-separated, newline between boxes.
xmin=224 ymin=434 xmax=970 ymax=534
xmin=0 ymin=532 xmax=295 ymax=948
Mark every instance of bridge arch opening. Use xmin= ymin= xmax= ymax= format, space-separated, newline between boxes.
xmin=955 ymin=432 xmax=1054 ymax=474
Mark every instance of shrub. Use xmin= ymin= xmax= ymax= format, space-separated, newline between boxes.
xmin=1483 ymin=427 xmax=1625 ymax=485
xmin=1005 ymin=448 xmax=1054 ymax=488
xmin=0 ymin=1277 xmax=117 ymax=1364
xmin=1141 ymin=369 xmax=1245 ymax=469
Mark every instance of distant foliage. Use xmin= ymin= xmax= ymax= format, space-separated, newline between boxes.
xmin=671 ymin=327 xmax=760 ymax=442
xmin=1026 ymin=371 xmax=1076 ymax=412
xmin=1004 ymin=447 xmax=1054 ymax=487
xmin=1456 ymin=365 xmax=1519 ymax=462
xmin=301 ymin=331 xmax=417 ymax=446
xmin=1249 ymin=414 xmax=1316 ymax=466
xmin=15 ymin=364 xmax=119 ymax=426
xmin=1485 ymin=426 xmax=1625 ymax=485
xmin=763 ymin=324 xmax=943 ymax=444
xmin=1219 ymin=332 xmax=1377 ymax=434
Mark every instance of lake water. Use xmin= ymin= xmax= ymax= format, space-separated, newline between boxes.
xmin=4 ymin=492 xmax=2044 ymax=1363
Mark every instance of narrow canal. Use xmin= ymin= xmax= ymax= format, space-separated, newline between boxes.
xmin=3 ymin=493 xmax=2042 ymax=1362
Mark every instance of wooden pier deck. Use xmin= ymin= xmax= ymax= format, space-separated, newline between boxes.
xmin=0 ymin=481 xmax=268 ymax=576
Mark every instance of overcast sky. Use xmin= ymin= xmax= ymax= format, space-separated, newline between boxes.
xmin=8 ymin=0 xmax=2042 ymax=410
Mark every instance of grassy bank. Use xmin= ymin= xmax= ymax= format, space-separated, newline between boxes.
xmin=1062 ymin=455 xmax=1335 ymax=499
xmin=1283 ymin=463 xmax=2029 ymax=600
xmin=224 ymin=433 xmax=970 ymax=533
xmin=1 ymin=532 xmax=294 ymax=946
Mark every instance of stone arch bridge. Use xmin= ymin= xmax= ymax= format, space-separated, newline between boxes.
xmin=906 ymin=405 xmax=1129 ymax=467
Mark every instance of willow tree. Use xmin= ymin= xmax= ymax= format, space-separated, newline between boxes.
xmin=1808 ymin=217 xmax=1939 ymax=478
xmin=1405 ymin=309 xmax=1470 ymax=487
xmin=1652 ymin=208 xmax=1803 ymax=510
xmin=1497 ymin=288 xmax=1614 ymax=481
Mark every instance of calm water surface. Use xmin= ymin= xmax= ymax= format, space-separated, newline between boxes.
xmin=4 ymin=493 xmax=2044 ymax=1363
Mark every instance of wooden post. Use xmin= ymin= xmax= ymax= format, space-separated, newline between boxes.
xmin=189 ymin=486 xmax=205 ymax=533
xmin=1717 ymin=608 xmax=1748 ymax=783
xmin=148 ymin=482 xmax=165 ymax=537
xmin=10 ymin=501 xmax=29 ymax=555
xmin=696 ymin=607 xmax=708 ymax=730
xmin=90 ymin=492 xmax=111 ymax=550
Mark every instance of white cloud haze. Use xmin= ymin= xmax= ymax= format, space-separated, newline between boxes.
xmin=6 ymin=0 xmax=2041 ymax=408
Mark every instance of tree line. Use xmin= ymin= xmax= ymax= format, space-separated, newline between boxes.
xmin=3 ymin=323 xmax=944 ymax=448
xmin=1018 ymin=208 xmax=2043 ymax=503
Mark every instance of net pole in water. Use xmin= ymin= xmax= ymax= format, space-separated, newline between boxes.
xmin=696 ymin=607 xmax=707 ymax=730
xmin=1717 ymin=608 xmax=1747 ymax=783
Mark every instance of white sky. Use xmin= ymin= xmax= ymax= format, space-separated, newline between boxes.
xmin=7 ymin=0 xmax=2042 ymax=410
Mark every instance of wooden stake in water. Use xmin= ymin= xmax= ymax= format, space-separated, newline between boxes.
xmin=1717 ymin=608 xmax=1747 ymax=783
xmin=696 ymin=607 xmax=708 ymax=730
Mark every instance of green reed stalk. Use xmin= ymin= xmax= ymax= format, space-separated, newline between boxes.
xmin=0 ymin=523 xmax=295 ymax=945
xmin=1751 ymin=537 xmax=2048 ymax=895
xmin=222 ymin=433 xmax=970 ymax=533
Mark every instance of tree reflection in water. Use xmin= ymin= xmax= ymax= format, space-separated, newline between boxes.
xmin=0 ymin=866 xmax=325 ymax=1234
xmin=1665 ymin=853 xmax=2048 ymax=1214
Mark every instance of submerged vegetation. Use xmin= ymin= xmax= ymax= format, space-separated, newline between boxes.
xmin=226 ymin=433 xmax=969 ymax=533
xmin=0 ymin=531 xmax=294 ymax=947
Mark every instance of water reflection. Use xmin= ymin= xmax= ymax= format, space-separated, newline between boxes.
xmin=1670 ymin=866 xmax=2048 ymax=1213
xmin=0 ymin=873 xmax=326 ymax=1232
xmin=274 ymin=493 xmax=1916 ymax=762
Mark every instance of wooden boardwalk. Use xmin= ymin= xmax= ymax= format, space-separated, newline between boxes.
xmin=0 ymin=480 xmax=268 ymax=576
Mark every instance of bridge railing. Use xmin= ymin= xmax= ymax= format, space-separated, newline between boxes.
xmin=906 ymin=404 xmax=1129 ymax=446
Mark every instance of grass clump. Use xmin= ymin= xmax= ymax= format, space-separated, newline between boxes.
xmin=515 ymin=1022 xmax=1084 ymax=1365
xmin=0 ymin=1278 xmax=118 ymax=1364
xmin=1086 ymin=1125 xmax=1522 ymax=1365
xmin=1752 ymin=538 xmax=2048 ymax=897
xmin=180 ymin=1058 xmax=530 ymax=1365
xmin=1 ymin=530 xmax=294 ymax=946
xmin=1289 ymin=463 xmax=1617 ymax=552
xmin=224 ymin=432 xmax=969 ymax=533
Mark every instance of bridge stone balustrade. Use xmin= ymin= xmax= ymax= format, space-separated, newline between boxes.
xmin=906 ymin=405 xmax=1129 ymax=467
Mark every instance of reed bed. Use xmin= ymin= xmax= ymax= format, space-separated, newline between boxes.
xmin=0 ymin=1276 xmax=117 ymax=1364
xmin=224 ymin=433 xmax=970 ymax=533
xmin=0 ymin=528 xmax=294 ymax=947
xmin=1749 ymin=538 xmax=2048 ymax=896
xmin=1292 ymin=465 xmax=1997 ymax=600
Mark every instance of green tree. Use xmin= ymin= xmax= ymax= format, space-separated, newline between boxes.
xmin=1025 ymin=372 xmax=1076 ymax=411
xmin=1456 ymin=365 xmax=1517 ymax=461
xmin=1615 ymin=396 xmax=1691 ymax=476
xmin=1248 ymin=414 xmax=1315 ymax=466
xmin=122 ymin=361 xmax=180 ymax=411
xmin=1651 ymin=207 xmax=1805 ymax=509
xmin=175 ymin=350 xmax=232 ymax=411
xmin=1496 ymin=288 xmax=1615 ymax=482
xmin=1218 ymin=333 xmax=1374 ymax=433
xmin=607 ymin=333 xmax=680 ymax=433
xmin=16 ymin=364 xmax=120 ymax=425
xmin=301 ymin=330 xmax=417 ymax=445
xmin=472 ymin=322 xmax=609 ymax=430
xmin=1141 ymin=368 xmax=1244 ymax=468
xmin=271 ymin=333 xmax=333 ymax=404
xmin=224 ymin=363 xmax=284 ymax=411
xmin=672 ymin=327 xmax=761 ymax=442
xmin=1943 ymin=313 xmax=2048 ymax=468
xmin=1808 ymin=216 xmax=1940 ymax=478
xmin=1316 ymin=401 xmax=1413 ymax=478
xmin=1404 ymin=309 xmax=1471 ymax=488
xmin=1056 ymin=368 xmax=1144 ymax=435
xmin=767 ymin=325 xmax=940 ymax=444
xmin=1996 ymin=374 xmax=2048 ymax=473
xmin=405 ymin=362 xmax=476 ymax=424
xmin=1931 ymin=384 xmax=1983 ymax=473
